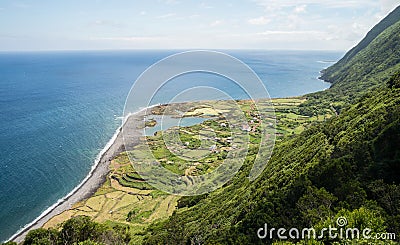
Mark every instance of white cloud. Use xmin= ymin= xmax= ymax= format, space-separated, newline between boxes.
xmin=248 ymin=16 xmax=271 ymax=25
xmin=161 ymin=0 xmax=180 ymax=5
xmin=294 ymin=4 xmax=307 ymax=13
xmin=200 ymin=2 xmax=214 ymax=9
xmin=257 ymin=30 xmax=302 ymax=35
xmin=248 ymin=0 xmax=399 ymax=49
xmin=91 ymin=20 xmax=122 ymax=27
xmin=257 ymin=30 xmax=324 ymax=36
xmin=378 ymin=0 xmax=399 ymax=16
xmin=253 ymin=0 xmax=378 ymax=10
xmin=3 ymin=0 xmax=397 ymax=51
xmin=91 ymin=36 xmax=167 ymax=42
xmin=210 ymin=20 xmax=223 ymax=27
xmin=189 ymin=14 xmax=200 ymax=19
xmin=156 ymin=13 xmax=176 ymax=19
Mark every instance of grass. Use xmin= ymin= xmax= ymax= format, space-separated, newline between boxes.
xmin=44 ymin=152 xmax=179 ymax=232
xmin=271 ymin=97 xmax=335 ymax=139
xmin=43 ymin=97 xmax=335 ymax=237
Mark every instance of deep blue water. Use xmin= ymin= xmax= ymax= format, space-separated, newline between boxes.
xmin=0 ymin=50 xmax=342 ymax=241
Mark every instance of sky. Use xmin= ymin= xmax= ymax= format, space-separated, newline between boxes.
xmin=0 ymin=0 xmax=399 ymax=51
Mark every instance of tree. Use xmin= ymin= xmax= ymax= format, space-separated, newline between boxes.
xmin=387 ymin=70 xmax=400 ymax=88
xmin=296 ymin=186 xmax=337 ymax=226
xmin=1 ymin=242 xmax=17 ymax=245
xmin=60 ymin=216 xmax=105 ymax=245
xmin=23 ymin=228 xmax=59 ymax=245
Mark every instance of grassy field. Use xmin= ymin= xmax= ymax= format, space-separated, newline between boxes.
xmin=44 ymin=152 xmax=179 ymax=242
xmin=272 ymin=97 xmax=335 ymax=137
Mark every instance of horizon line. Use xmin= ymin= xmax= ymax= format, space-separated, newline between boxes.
xmin=0 ymin=48 xmax=346 ymax=53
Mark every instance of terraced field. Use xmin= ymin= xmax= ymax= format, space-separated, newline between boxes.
xmin=44 ymin=153 xmax=179 ymax=241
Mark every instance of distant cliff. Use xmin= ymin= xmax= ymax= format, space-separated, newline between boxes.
xmin=320 ymin=5 xmax=400 ymax=92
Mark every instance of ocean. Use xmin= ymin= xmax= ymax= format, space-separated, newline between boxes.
xmin=0 ymin=50 xmax=342 ymax=241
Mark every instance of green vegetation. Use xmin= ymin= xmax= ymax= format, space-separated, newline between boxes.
xmin=16 ymin=96 xmax=329 ymax=245
xmin=139 ymin=8 xmax=400 ymax=244
xmin=9 ymin=7 xmax=400 ymax=245
xmin=141 ymin=82 xmax=400 ymax=244
xmin=15 ymin=82 xmax=399 ymax=244
xmin=21 ymin=216 xmax=132 ymax=245
xmin=41 ymin=152 xmax=179 ymax=244
xmin=1 ymin=242 xmax=17 ymax=245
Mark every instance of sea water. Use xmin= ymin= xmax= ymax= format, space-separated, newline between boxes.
xmin=0 ymin=50 xmax=342 ymax=241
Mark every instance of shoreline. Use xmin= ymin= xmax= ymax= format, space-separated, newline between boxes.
xmin=9 ymin=106 xmax=154 ymax=243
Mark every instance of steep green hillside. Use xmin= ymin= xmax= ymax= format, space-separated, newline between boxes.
xmin=143 ymin=74 xmax=400 ymax=245
xmin=322 ymin=5 xmax=400 ymax=79
xmin=328 ymin=20 xmax=400 ymax=91
xmin=315 ymin=6 xmax=400 ymax=108
xmin=303 ymin=6 xmax=400 ymax=115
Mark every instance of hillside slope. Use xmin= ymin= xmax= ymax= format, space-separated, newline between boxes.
xmin=144 ymin=72 xmax=400 ymax=245
xmin=303 ymin=6 xmax=400 ymax=114
xmin=316 ymin=6 xmax=400 ymax=106
xmin=321 ymin=5 xmax=400 ymax=86
xmin=142 ymin=8 xmax=400 ymax=244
